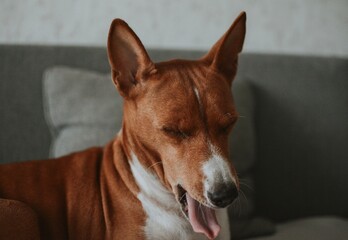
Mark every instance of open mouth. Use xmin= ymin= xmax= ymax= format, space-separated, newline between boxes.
xmin=177 ymin=185 xmax=221 ymax=239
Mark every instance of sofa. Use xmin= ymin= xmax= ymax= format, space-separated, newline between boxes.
xmin=1 ymin=44 xmax=347 ymax=239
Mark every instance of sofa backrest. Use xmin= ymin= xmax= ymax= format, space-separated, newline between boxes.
xmin=236 ymin=54 xmax=348 ymax=221
xmin=0 ymin=45 xmax=203 ymax=163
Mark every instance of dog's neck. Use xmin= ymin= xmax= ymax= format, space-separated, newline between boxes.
xmin=113 ymin=123 xmax=172 ymax=197
xmin=113 ymin=127 xmax=199 ymax=239
xmin=119 ymin=119 xmax=171 ymax=190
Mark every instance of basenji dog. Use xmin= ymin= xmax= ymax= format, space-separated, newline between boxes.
xmin=0 ymin=12 xmax=246 ymax=240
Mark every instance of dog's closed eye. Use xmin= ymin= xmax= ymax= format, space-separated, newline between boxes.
xmin=162 ymin=126 xmax=189 ymax=139
xmin=219 ymin=113 xmax=238 ymax=133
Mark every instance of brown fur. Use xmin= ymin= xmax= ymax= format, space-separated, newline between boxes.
xmin=0 ymin=141 xmax=145 ymax=239
xmin=0 ymin=12 xmax=246 ymax=239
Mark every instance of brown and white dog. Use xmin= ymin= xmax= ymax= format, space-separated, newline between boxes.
xmin=0 ymin=12 xmax=246 ymax=240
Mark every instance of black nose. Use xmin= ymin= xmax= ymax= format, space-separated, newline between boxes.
xmin=208 ymin=184 xmax=239 ymax=208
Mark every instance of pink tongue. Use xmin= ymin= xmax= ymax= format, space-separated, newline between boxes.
xmin=186 ymin=193 xmax=221 ymax=239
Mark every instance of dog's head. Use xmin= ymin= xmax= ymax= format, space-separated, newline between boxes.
xmin=108 ymin=12 xmax=246 ymax=239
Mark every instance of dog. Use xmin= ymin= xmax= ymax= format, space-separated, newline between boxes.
xmin=0 ymin=12 xmax=246 ymax=240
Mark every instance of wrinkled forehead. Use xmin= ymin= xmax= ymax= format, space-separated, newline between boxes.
xmin=144 ymin=60 xmax=236 ymax=123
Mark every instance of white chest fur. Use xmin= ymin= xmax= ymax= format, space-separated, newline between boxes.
xmin=129 ymin=153 xmax=229 ymax=240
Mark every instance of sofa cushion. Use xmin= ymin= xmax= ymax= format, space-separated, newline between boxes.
xmin=43 ymin=67 xmax=121 ymax=157
xmin=231 ymin=217 xmax=276 ymax=240
xmin=43 ymin=66 xmax=273 ymax=239
xmin=246 ymin=216 xmax=348 ymax=240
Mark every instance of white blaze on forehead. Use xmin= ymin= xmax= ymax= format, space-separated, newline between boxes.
xmin=194 ymin=87 xmax=201 ymax=104
xmin=193 ymin=87 xmax=204 ymax=117
xmin=202 ymin=143 xmax=236 ymax=195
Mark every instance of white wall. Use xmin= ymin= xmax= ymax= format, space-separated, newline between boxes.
xmin=1 ymin=0 xmax=347 ymax=57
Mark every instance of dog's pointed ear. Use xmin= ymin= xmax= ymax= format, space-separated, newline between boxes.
xmin=203 ymin=12 xmax=246 ymax=85
xmin=107 ymin=19 xmax=154 ymax=98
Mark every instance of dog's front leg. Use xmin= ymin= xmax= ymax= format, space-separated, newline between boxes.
xmin=0 ymin=199 xmax=40 ymax=240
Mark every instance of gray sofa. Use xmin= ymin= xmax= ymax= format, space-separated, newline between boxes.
xmin=1 ymin=44 xmax=348 ymax=239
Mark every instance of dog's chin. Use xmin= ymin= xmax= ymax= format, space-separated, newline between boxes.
xmin=175 ymin=184 xmax=221 ymax=240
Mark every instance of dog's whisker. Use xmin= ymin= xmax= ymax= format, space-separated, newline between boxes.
xmin=179 ymin=192 xmax=186 ymax=202
xmin=199 ymin=203 xmax=207 ymax=223
xmin=147 ymin=161 xmax=162 ymax=170
xmin=230 ymin=194 xmax=242 ymax=217
xmin=237 ymin=196 xmax=242 ymax=217
xmin=239 ymin=189 xmax=248 ymax=203
xmin=228 ymin=188 xmax=244 ymax=217
xmin=239 ymin=182 xmax=254 ymax=192
xmin=238 ymin=177 xmax=254 ymax=192
xmin=241 ymin=191 xmax=248 ymax=215
xmin=234 ymin=189 xmax=248 ymax=218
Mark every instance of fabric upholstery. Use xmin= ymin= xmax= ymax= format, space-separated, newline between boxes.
xmin=236 ymin=54 xmax=348 ymax=221
xmin=232 ymin=217 xmax=275 ymax=240
xmin=42 ymin=67 xmax=120 ymax=157
xmin=0 ymin=45 xmax=111 ymax=163
xmin=246 ymin=217 xmax=348 ymax=240
xmin=0 ymin=45 xmax=202 ymax=163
